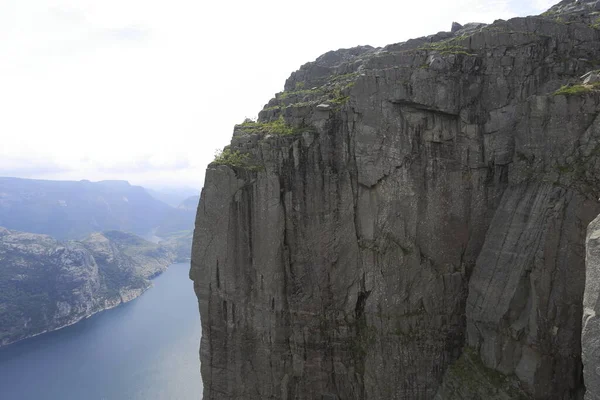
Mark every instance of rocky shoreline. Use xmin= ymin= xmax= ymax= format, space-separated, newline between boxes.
xmin=0 ymin=284 xmax=154 ymax=348
xmin=0 ymin=228 xmax=174 ymax=348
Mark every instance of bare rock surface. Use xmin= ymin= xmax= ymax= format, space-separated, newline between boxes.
xmin=583 ymin=215 xmax=600 ymax=400
xmin=192 ymin=1 xmax=600 ymax=398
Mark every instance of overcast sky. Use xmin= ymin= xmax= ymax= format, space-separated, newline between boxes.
xmin=0 ymin=0 xmax=557 ymax=189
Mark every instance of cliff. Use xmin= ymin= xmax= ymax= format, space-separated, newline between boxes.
xmin=583 ymin=215 xmax=600 ymax=400
xmin=0 ymin=228 xmax=174 ymax=347
xmin=191 ymin=1 xmax=600 ymax=398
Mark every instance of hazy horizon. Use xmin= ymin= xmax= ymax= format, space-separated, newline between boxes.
xmin=0 ymin=175 xmax=201 ymax=192
xmin=1 ymin=0 xmax=555 ymax=188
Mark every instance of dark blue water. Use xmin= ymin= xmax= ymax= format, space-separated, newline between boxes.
xmin=0 ymin=263 xmax=203 ymax=400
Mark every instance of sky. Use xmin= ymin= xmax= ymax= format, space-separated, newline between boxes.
xmin=0 ymin=0 xmax=558 ymax=190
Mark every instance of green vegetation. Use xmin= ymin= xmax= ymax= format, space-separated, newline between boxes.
xmin=418 ymin=36 xmax=476 ymax=56
xmin=591 ymin=17 xmax=600 ymax=29
xmin=553 ymin=82 xmax=600 ymax=96
xmin=263 ymin=101 xmax=316 ymax=112
xmin=213 ymin=148 xmax=251 ymax=166
xmin=330 ymin=95 xmax=349 ymax=105
xmin=213 ymin=147 xmax=265 ymax=171
xmin=277 ymin=87 xmax=323 ymax=100
xmin=327 ymin=82 xmax=355 ymax=106
xmin=237 ymin=115 xmax=298 ymax=136
xmin=266 ymin=72 xmax=359 ymax=112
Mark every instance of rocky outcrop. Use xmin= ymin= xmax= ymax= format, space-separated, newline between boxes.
xmin=191 ymin=1 xmax=600 ymax=399
xmin=0 ymin=228 xmax=174 ymax=347
xmin=583 ymin=215 xmax=600 ymax=400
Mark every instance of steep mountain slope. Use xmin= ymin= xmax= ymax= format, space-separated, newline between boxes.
xmin=191 ymin=1 xmax=600 ymax=399
xmin=154 ymin=195 xmax=199 ymax=261
xmin=0 ymin=228 xmax=174 ymax=347
xmin=156 ymin=195 xmax=200 ymax=237
xmin=0 ymin=177 xmax=172 ymax=240
xmin=146 ymin=186 xmax=200 ymax=208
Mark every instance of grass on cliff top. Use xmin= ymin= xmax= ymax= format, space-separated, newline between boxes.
xmin=268 ymin=72 xmax=358 ymax=111
xmin=418 ymin=35 xmax=477 ymax=56
xmin=237 ymin=115 xmax=297 ymax=136
xmin=263 ymin=101 xmax=317 ymax=112
xmin=277 ymin=87 xmax=323 ymax=101
xmin=554 ymin=82 xmax=600 ymax=96
xmin=212 ymin=148 xmax=264 ymax=171
xmin=213 ymin=148 xmax=250 ymax=167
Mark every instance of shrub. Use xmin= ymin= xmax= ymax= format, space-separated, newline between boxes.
xmin=213 ymin=148 xmax=251 ymax=167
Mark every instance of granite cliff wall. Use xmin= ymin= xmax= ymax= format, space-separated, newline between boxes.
xmin=583 ymin=215 xmax=600 ymax=400
xmin=191 ymin=1 xmax=600 ymax=398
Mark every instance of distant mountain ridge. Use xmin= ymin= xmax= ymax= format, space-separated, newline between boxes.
xmin=146 ymin=187 xmax=200 ymax=208
xmin=156 ymin=195 xmax=200 ymax=237
xmin=152 ymin=195 xmax=199 ymax=262
xmin=0 ymin=178 xmax=198 ymax=346
xmin=0 ymin=177 xmax=172 ymax=240
xmin=0 ymin=227 xmax=175 ymax=347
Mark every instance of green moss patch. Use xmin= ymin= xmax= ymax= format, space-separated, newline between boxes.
xmin=553 ymin=82 xmax=600 ymax=96
xmin=418 ymin=36 xmax=477 ymax=56
xmin=237 ymin=116 xmax=298 ymax=136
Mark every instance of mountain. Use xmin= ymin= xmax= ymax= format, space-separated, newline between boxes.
xmin=158 ymin=230 xmax=194 ymax=262
xmin=191 ymin=1 xmax=600 ymax=399
xmin=146 ymin=186 xmax=200 ymax=208
xmin=154 ymin=195 xmax=199 ymax=262
xmin=0 ymin=228 xmax=174 ymax=347
xmin=0 ymin=177 xmax=172 ymax=240
xmin=156 ymin=195 xmax=200 ymax=237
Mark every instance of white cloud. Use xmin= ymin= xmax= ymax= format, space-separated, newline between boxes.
xmin=0 ymin=0 xmax=554 ymax=189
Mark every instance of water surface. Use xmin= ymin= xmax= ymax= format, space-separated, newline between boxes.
xmin=0 ymin=263 xmax=202 ymax=400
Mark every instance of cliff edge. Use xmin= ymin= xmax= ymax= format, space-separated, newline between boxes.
xmin=191 ymin=1 xmax=600 ymax=398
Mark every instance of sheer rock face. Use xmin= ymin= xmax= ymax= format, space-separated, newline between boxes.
xmin=583 ymin=216 xmax=600 ymax=400
xmin=191 ymin=2 xmax=600 ymax=399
